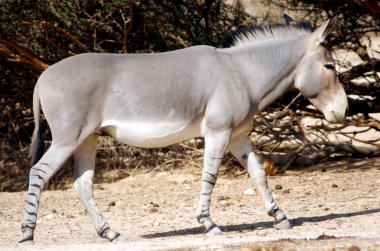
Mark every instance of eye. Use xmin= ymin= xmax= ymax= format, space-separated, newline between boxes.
xmin=324 ymin=63 xmax=334 ymax=70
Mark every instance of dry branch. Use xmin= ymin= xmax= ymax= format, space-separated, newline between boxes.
xmin=40 ymin=21 xmax=91 ymax=53
xmin=0 ymin=34 xmax=49 ymax=72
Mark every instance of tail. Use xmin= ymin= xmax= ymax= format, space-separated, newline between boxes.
xmin=29 ymin=84 xmax=45 ymax=166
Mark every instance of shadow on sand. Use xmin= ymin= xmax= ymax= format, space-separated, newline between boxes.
xmin=143 ymin=208 xmax=380 ymax=239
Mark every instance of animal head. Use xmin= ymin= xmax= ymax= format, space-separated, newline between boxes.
xmin=292 ymin=16 xmax=348 ymax=123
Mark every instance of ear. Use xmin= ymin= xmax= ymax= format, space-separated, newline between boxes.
xmin=314 ymin=15 xmax=339 ymax=44
xmin=283 ymin=14 xmax=295 ymax=26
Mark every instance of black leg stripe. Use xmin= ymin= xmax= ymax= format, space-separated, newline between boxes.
xmin=197 ymin=214 xmax=210 ymax=223
xmin=26 ymin=211 xmax=37 ymax=216
xmin=31 ymin=175 xmax=46 ymax=185
xmin=209 ymin=156 xmax=223 ymax=160
xmin=98 ymin=223 xmax=109 ymax=237
xmin=32 ymin=167 xmax=47 ymax=173
xmin=202 ymin=179 xmax=216 ymax=186
xmin=28 ymin=192 xmax=38 ymax=198
xmin=268 ymin=205 xmax=279 ymax=217
xmin=204 ymin=171 xmax=217 ymax=180
xmin=27 ymin=201 xmax=36 ymax=207
xmin=30 ymin=184 xmax=41 ymax=190
xmin=22 ymin=224 xmax=35 ymax=230
xmin=18 ymin=235 xmax=34 ymax=243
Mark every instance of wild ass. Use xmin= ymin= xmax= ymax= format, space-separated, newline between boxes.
xmin=20 ymin=16 xmax=348 ymax=244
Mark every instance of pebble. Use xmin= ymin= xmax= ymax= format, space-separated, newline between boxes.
xmin=150 ymin=202 xmax=160 ymax=208
xmin=332 ymin=184 xmax=338 ymax=188
xmin=108 ymin=201 xmax=116 ymax=206
xmin=275 ymin=184 xmax=283 ymax=190
xmin=149 ymin=208 xmax=159 ymax=213
xmin=45 ymin=214 xmax=55 ymax=220
xmin=282 ymin=189 xmax=290 ymax=194
xmin=217 ymin=195 xmax=230 ymax=201
xmin=347 ymin=245 xmax=361 ymax=251
xmin=220 ymin=201 xmax=233 ymax=207
xmin=243 ymin=188 xmax=255 ymax=196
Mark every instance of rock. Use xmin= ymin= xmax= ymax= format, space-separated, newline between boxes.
xmin=332 ymin=183 xmax=338 ymax=188
xmin=217 ymin=195 xmax=230 ymax=201
xmin=220 ymin=201 xmax=233 ymax=207
xmin=45 ymin=214 xmax=55 ymax=220
xmin=282 ymin=189 xmax=290 ymax=194
xmin=275 ymin=184 xmax=283 ymax=190
xmin=150 ymin=202 xmax=160 ymax=208
xmin=243 ymin=188 xmax=255 ymax=196
xmin=347 ymin=245 xmax=361 ymax=251
xmin=108 ymin=201 xmax=116 ymax=206
xmin=149 ymin=207 xmax=159 ymax=213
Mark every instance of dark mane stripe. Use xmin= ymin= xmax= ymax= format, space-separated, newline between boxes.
xmin=222 ymin=22 xmax=314 ymax=48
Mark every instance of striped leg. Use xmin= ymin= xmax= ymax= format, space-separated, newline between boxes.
xmin=197 ymin=129 xmax=231 ymax=235
xmin=20 ymin=143 xmax=76 ymax=244
xmin=73 ymin=135 xmax=122 ymax=242
xmin=228 ymin=136 xmax=291 ymax=229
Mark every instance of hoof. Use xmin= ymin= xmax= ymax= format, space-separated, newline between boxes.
xmin=18 ymin=237 xmax=34 ymax=246
xmin=274 ymin=218 xmax=292 ymax=230
xmin=110 ymin=234 xmax=126 ymax=243
xmin=102 ymin=228 xmax=123 ymax=242
xmin=207 ymin=226 xmax=224 ymax=236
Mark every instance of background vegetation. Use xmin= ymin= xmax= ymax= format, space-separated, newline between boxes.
xmin=0 ymin=0 xmax=379 ymax=191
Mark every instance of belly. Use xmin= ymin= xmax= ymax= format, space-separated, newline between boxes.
xmin=100 ymin=119 xmax=203 ymax=148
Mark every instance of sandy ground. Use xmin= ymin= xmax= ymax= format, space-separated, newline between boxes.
xmin=1 ymin=157 xmax=380 ymax=251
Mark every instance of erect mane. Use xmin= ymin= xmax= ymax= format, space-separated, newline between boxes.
xmin=222 ymin=22 xmax=313 ymax=48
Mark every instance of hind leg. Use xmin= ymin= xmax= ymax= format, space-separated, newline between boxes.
xmin=20 ymin=143 xmax=78 ymax=244
xmin=228 ymin=136 xmax=291 ymax=229
xmin=73 ymin=135 xmax=122 ymax=242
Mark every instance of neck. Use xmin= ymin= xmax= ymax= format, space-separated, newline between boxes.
xmin=219 ymin=36 xmax=306 ymax=111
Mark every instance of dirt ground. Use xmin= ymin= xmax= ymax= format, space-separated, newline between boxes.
xmin=1 ymin=157 xmax=379 ymax=251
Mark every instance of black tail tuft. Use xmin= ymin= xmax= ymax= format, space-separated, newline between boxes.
xmin=30 ymin=122 xmax=45 ymax=167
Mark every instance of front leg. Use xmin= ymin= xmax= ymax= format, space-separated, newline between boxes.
xmin=228 ymin=136 xmax=291 ymax=229
xmin=197 ymin=129 xmax=231 ymax=235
